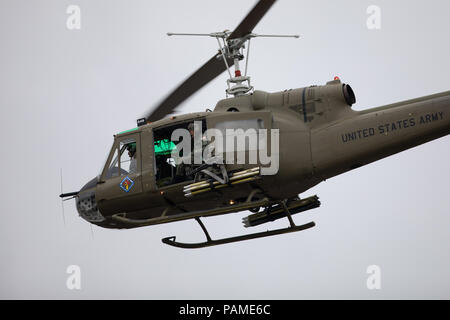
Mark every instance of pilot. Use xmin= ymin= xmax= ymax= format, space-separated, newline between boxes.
xmin=127 ymin=143 xmax=137 ymax=174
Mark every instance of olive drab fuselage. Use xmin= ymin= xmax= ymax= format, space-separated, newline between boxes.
xmin=75 ymin=78 xmax=450 ymax=229
xmin=63 ymin=0 xmax=450 ymax=248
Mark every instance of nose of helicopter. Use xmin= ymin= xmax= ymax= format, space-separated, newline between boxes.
xmin=76 ymin=177 xmax=105 ymax=223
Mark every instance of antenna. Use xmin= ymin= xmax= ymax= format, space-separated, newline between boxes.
xmin=167 ymin=31 xmax=300 ymax=97
xmin=60 ymin=168 xmax=66 ymax=226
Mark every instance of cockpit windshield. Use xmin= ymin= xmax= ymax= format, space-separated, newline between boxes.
xmin=103 ymin=137 xmax=137 ymax=179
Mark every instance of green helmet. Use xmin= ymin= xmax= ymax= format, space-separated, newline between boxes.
xmin=127 ymin=142 xmax=136 ymax=153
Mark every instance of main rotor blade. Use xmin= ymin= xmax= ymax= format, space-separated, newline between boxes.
xmin=145 ymin=53 xmax=234 ymax=122
xmin=227 ymin=0 xmax=277 ymax=40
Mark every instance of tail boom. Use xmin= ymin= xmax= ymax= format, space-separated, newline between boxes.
xmin=311 ymin=91 xmax=450 ymax=179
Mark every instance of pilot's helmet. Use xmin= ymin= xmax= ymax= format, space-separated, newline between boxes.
xmin=127 ymin=142 xmax=136 ymax=154
xmin=187 ymin=122 xmax=195 ymax=132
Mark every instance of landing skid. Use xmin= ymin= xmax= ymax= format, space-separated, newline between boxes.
xmin=161 ymin=200 xmax=316 ymax=249
xmin=162 ymin=220 xmax=315 ymax=248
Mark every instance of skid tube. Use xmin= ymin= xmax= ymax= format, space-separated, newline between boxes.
xmin=161 ymin=200 xmax=316 ymax=249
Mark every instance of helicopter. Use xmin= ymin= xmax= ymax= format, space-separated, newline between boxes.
xmin=60 ymin=0 xmax=450 ymax=248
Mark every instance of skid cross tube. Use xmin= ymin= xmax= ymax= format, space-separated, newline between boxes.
xmin=280 ymin=200 xmax=296 ymax=228
xmin=195 ymin=217 xmax=212 ymax=242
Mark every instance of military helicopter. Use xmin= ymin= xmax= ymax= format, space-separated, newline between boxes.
xmin=60 ymin=0 xmax=450 ymax=248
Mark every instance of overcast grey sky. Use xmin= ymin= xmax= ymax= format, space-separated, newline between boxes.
xmin=1 ymin=0 xmax=450 ymax=299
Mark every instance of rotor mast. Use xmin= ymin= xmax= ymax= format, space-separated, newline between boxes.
xmin=167 ymin=32 xmax=300 ymax=97
xmin=144 ymin=0 xmax=294 ymax=122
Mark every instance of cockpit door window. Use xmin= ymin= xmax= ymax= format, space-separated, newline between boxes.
xmin=119 ymin=139 xmax=137 ymax=175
